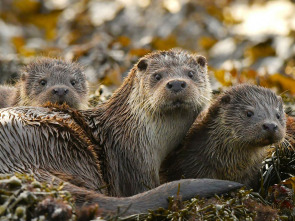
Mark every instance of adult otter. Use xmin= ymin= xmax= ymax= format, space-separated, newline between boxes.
xmin=0 ymin=58 xmax=88 ymax=109
xmin=0 ymin=49 xmax=239 ymax=214
xmin=83 ymin=49 xmax=212 ymax=196
xmin=161 ymin=84 xmax=286 ymax=188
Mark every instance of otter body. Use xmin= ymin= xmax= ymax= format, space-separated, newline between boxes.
xmin=0 ymin=50 xmax=240 ymax=216
xmin=0 ymin=58 xmax=88 ymax=109
xmin=161 ymin=84 xmax=286 ymax=187
xmin=0 ymin=106 xmax=241 ymax=216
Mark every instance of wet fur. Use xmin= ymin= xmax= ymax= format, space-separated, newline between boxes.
xmin=81 ymin=49 xmax=212 ymax=196
xmin=0 ymin=50 xmax=243 ymax=215
xmin=0 ymin=49 xmax=243 ymax=217
xmin=0 ymin=58 xmax=88 ymax=109
xmin=0 ymin=104 xmax=242 ymax=216
xmin=161 ymin=84 xmax=286 ymax=187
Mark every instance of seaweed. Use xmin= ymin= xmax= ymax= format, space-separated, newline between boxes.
xmin=0 ymin=173 xmax=76 ymax=220
xmin=123 ymin=188 xmax=279 ymax=221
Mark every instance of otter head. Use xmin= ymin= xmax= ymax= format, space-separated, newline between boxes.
xmin=20 ymin=58 xmax=88 ymax=109
xmin=216 ymin=84 xmax=286 ymax=148
xmin=131 ymin=49 xmax=211 ymax=117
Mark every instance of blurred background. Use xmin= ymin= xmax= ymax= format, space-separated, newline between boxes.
xmin=1 ymin=0 xmax=295 ymax=102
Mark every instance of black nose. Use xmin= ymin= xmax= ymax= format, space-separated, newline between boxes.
xmin=166 ymin=80 xmax=187 ymax=93
xmin=52 ymin=88 xmax=69 ymax=96
xmin=262 ymin=123 xmax=278 ymax=132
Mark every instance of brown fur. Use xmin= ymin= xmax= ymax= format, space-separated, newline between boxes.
xmin=161 ymin=84 xmax=286 ymax=188
xmin=0 ymin=50 xmax=243 ymax=216
xmin=0 ymin=58 xmax=88 ymax=109
xmin=89 ymin=49 xmax=212 ymax=196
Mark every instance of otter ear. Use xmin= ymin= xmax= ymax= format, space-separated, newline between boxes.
xmin=221 ymin=94 xmax=231 ymax=104
xmin=196 ymin=55 xmax=207 ymax=68
xmin=137 ymin=59 xmax=148 ymax=71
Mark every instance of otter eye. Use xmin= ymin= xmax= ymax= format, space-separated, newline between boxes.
xmin=246 ymin=111 xmax=254 ymax=118
xmin=154 ymin=74 xmax=162 ymax=81
xmin=40 ymin=80 xmax=47 ymax=86
xmin=276 ymin=113 xmax=281 ymax=119
xmin=71 ymin=80 xmax=76 ymax=86
xmin=188 ymin=71 xmax=194 ymax=78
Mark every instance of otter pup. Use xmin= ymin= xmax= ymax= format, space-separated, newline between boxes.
xmin=161 ymin=84 xmax=286 ymax=187
xmin=0 ymin=50 xmax=216 ymax=199
xmin=0 ymin=58 xmax=88 ymax=109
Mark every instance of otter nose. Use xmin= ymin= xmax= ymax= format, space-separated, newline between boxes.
xmin=52 ymin=88 xmax=69 ymax=96
xmin=166 ymin=80 xmax=187 ymax=93
xmin=262 ymin=123 xmax=278 ymax=132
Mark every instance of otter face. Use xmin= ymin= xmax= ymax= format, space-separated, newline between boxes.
xmin=21 ymin=58 xmax=88 ymax=109
xmin=219 ymin=85 xmax=286 ymax=148
xmin=134 ymin=50 xmax=211 ymax=115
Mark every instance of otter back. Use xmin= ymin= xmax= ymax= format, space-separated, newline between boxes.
xmin=0 ymin=58 xmax=88 ymax=109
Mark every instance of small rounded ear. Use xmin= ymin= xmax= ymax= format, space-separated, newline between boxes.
xmin=221 ymin=94 xmax=231 ymax=104
xmin=137 ymin=59 xmax=148 ymax=71
xmin=196 ymin=55 xmax=207 ymax=68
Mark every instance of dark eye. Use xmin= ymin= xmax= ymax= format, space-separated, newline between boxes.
xmin=276 ymin=113 xmax=281 ymax=119
xmin=188 ymin=71 xmax=194 ymax=78
xmin=71 ymin=80 xmax=76 ymax=86
xmin=154 ymin=74 xmax=162 ymax=81
xmin=246 ymin=111 xmax=254 ymax=117
xmin=40 ymin=80 xmax=47 ymax=86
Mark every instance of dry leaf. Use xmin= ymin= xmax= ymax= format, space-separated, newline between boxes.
xmin=244 ymin=44 xmax=276 ymax=64
xmin=198 ymin=36 xmax=217 ymax=50
xmin=211 ymin=68 xmax=232 ymax=86
xmin=12 ymin=0 xmax=40 ymax=14
xmin=129 ymin=48 xmax=151 ymax=57
xmin=283 ymin=177 xmax=295 ymax=193
xmin=151 ymin=35 xmax=178 ymax=50
xmin=115 ymin=36 xmax=131 ymax=47
xmin=268 ymin=73 xmax=295 ymax=95
xmin=25 ymin=11 xmax=61 ymax=40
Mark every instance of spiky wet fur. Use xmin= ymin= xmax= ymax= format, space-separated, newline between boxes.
xmin=0 ymin=57 xmax=88 ymax=109
xmin=162 ymin=84 xmax=286 ymax=187
xmin=83 ymin=49 xmax=212 ymax=196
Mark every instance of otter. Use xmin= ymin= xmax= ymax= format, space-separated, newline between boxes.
xmin=0 ymin=58 xmax=88 ymax=109
xmin=161 ymin=84 xmax=286 ymax=188
xmin=0 ymin=49 xmax=241 ymax=216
